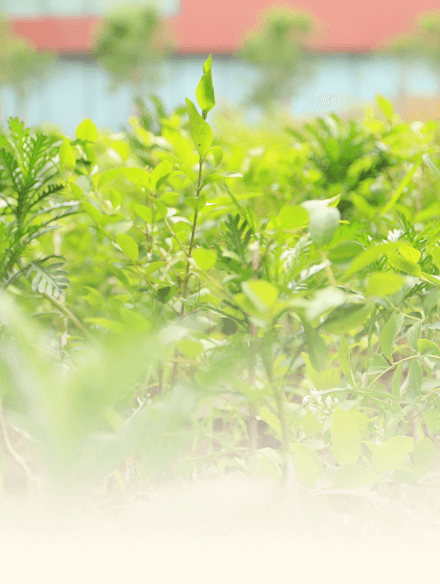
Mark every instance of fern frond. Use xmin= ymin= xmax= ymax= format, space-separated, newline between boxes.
xmin=26 ymin=256 xmax=70 ymax=298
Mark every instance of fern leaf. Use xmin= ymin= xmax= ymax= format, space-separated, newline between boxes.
xmin=26 ymin=256 xmax=70 ymax=298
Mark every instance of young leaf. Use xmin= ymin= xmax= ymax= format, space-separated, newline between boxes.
xmin=192 ymin=248 xmax=217 ymax=271
xmin=275 ymin=205 xmax=309 ymax=231
xmin=431 ymin=246 xmax=440 ymax=272
xmin=417 ymin=338 xmax=440 ymax=357
xmin=332 ymin=464 xmax=379 ymax=489
xmin=407 ymin=321 xmax=422 ymax=351
xmin=75 ymin=118 xmax=98 ymax=142
xmin=321 ymin=304 xmax=372 ymax=334
xmin=367 ymin=436 xmax=414 ymax=473
xmin=82 ymin=200 xmax=103 ymax=225
xmin=123 ymin=167 xmax=150 ymax=189
xmin=196 ymin=54 xmax=215 ymax=115
xmin=376 ymin=93 xmax=395 ymax=121
xmin=302 ymin=353 xmax=340 ymax=390
xmin=242 ymin=280 xmax=279 ymax=312
xmin=366 ymin=271 xmax=404 ymax=298
xmin=177 ymin=339 xmax=204 ymax=359
xmin=150 ymin=160 xmax=173 ymax=191
xmin=387 ymin=252 xmax=421 ymax=277
xmin=134 ymin=204 xmax=153 ymax=224
xmin=343 ymin=242 xmax=400 ymax=281
xmin=59 ymin=140 xmax=76 ymax=173
xmin=185 ymin=98 xmax=213 ymax=159
xmin=116 ymin=233 xmax=139 ymax=262
xmin=380 ymin=313 xmax=404 ymax=362
xmin=331 ymin=407 xmax=361 ymax=465
xmin=303 ymin=204 xmax=340 ymax=248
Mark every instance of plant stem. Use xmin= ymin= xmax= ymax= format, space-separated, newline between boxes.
xmin=43 ymin=292 xmax=93 ymax=340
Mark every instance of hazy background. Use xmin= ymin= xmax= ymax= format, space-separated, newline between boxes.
xmin=1 ymin=1 xmax=440 ymax=134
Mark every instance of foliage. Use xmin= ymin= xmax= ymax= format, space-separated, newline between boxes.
xmin=93 ymin=3 xmax=175 ymax=95
xmin=0 ymin=17 xmax=56 ymax=118
xmin=236 ymin=6 xmax=319 ymax=109
xmin=0 ymin=118 xmax=79 ymax=296
xmin=2 ymin=58 xmax=440 ymax=526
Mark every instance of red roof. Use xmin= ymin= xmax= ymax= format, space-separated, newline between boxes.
xmin=11 ymin=0 xmax=440 ymax=55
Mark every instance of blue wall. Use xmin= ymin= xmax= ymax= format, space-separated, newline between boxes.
xmin=0 ymin=0 xmax=180 ymax=17
xmin=1 ymin=53 xmax=439 ymax=135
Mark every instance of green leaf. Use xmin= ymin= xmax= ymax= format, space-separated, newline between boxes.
xmin=242 ymin=280 xmax=279 ymax=313
xmin=144 ymin=261 xmax=167 ymax=277
xmin=301 ymin=317 xmax=328 ymax=372
xmin=423 ymin=409 xmax=440 ymax=434
xmin=407 ymin=321 xmax=422 ymax=351
xmin=301 ymin=412 xmax=322 ymax=437
xmin=208 ymin=145 xmax=223 ymax=167
xmin=321 ymin=304 xmax=372 ymax=334
xmin=82 ymin=200 xmax=103 ymax=225
xmin=366 ymin=271 xmax=404 ymax=297
xmin=119 ymin=308 xmax=150 ymax=335
xmin=387 ymin=252 xmax=421 ymax=277
xmin=343 ymin=242 xmax=401 ymax=280
xmin=331 ymin=407 xmax=361 ymax=465
xmin=84 ymin=317 xmax=123 ymax=335
xmin=338 ymin=336 xmax=356 ymax=387
xmin=380 ymin=313 xmax=404 ymax=362
xmin=367 ymin=436 xmax=414 ymax=473
xmin=332 ymin=464 xmax=379 ymax=489
xmin=185 ymin=98 xmax=213 ymax=159
xmin=116 ymin=233 xmax=139 ymax=262
xmin=327 ymin=241 xmax=364 ymax=264
xmin=380 ymin=156 xmax=422 ymax=216
xmin=417 ymin=338 xmax=440 ymax=357
xmin=291 ymin=444 xmax=323 ymax=474
xmin=59 ymin=139 xmax=76 ymax=173
xmin=407 ymin=359 xmax=422 ymax=399
xmin=294 ymin=453 xmax=321 ymax=489
xmin=177 ymin=339 xmax=204 ymax=359
xmin=150 ymin=160 xmax=173 ymax=191
xmin=196 ymin=54 xmax=215 ymax=114
xmin=399 ymin=245 xmax=421 ymax=263
xmin=366 ymin=353 xmax=389 ymax=375
xmin=307 ymin=206 xmax=340 ymax=247
xmin=302 ymin=353 xmax=340 ymax=390
xmin=306 ymin=287 xmax=345 ymax=322
xmin=186 ymin=195 xmax=206 ymax=210
xmin=258 ymin=406 xmax=281 ymax=439
xmin=412 ymin=437 xmax=436 ymax=475
xmin=134 ymin=204 xmax=153 ymax=224
xmin=192 ymin=248 xmax=217 ymax=271
xmin=157 ymin=285 xmax=175 ymax=304
xmin=97 ymin=169 xmax=123 ymax=189
xmin=123 ymin=167 xmax=150 ymax=189
xmin=75 ymin=118 xmax=98 ymax=142
xmin=391 ymin=362 xmax=403 ymax=403
xmin=275 ymin=205 xmax=309 ymax=231
xmin=431 ymin=246 xmax=440 ymax=272
xmin=423 ymin=290 xmax=440 ymax=315
xmin=376 ymin=93 xmax=395 ymax=121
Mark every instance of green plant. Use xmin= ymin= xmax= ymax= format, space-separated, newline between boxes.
xmin=0 ymin=118 xmax=78 ymax=296
xmin=93 ymin=3 xmax=175 ymax=99
xmin=236 ymin=6 xmax=318 ymax=110
xmin=0 ymin=18 xmax=56 ymax=120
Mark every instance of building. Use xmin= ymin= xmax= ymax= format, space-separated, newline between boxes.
xmin=3 ymin=0 xmax=440 ymax=134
